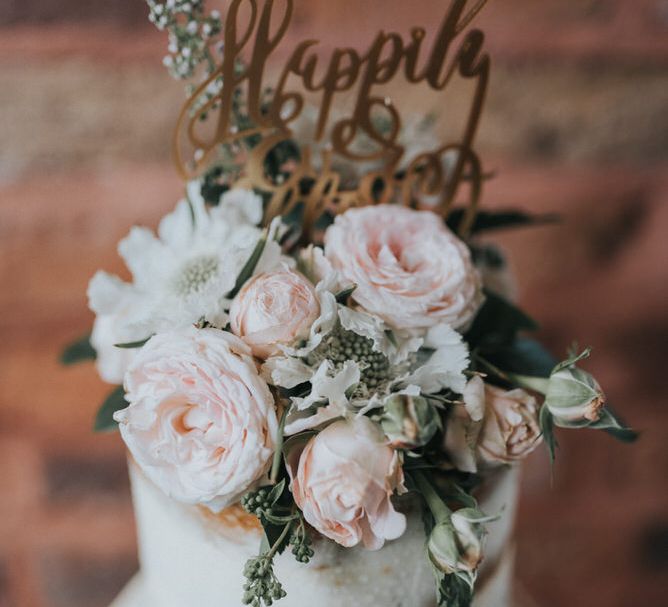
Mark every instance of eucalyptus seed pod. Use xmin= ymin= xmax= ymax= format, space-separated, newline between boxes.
xmin=381 ymin=395 xmax=441 ymax=449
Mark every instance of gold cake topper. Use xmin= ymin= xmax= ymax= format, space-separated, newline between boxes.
xmin=174 ymin=0 xmax=490 ymax=238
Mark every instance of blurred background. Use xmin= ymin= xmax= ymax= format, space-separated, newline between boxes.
xmin=1 ymin=1 xmax=667 ymax=606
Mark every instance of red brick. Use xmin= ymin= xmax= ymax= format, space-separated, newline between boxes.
xmin=0 ymin=438 xmax=43 ymax=543
xmin=39 ymin=551 xmax=137 ymax=607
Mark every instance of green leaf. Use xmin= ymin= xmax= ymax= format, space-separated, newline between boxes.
xmin=384 ymin=329 xmax=398 ymax=348
xmin=445 ymin=483 xmax=479 ymax=510
xmin=334 ymin=284 xmax=357 ymax=303
xmin=262 ymin=512 xmax=299 ymax=526
xmin=227 ymin=232 xmax=267 ymax=299
xmin=436 ymin=570 xmax=474 ymax=607
xmin=282 ymin=431 xmax=316 ymax=459
xmin=539 ymin=404 xmax=557 ymax=464
xmin=552 ymin=347 xmax=591 ymax=374
xmin=270 ymin=409 xmax=289 ymax=483
xmin=114 ymin=336 xmax=152 ymax=349
xmin=93 ymin=386 xmax=128 ymax=433
xmin=267 ymin=478 xmax=286 ymax=506
xmin=200 ymin=166 xmax=229 ymax=205
xmin=591 ymin=409 xmax=639 ymax=443
xmin=487 ymin=337 xmax=556 ymax=378
xmin=60 ymin=333 xmax=96 ymax=365
xmin=260 ymin=520 xmax=291 ymax=557
xmin=447 ymin=208 xmax=559 ymax=235
xmin=465 ymin=291 xmax=538 ymax=350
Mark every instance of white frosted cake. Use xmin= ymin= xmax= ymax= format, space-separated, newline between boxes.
xmin=112 ymin=463 xmax=519 ymax=607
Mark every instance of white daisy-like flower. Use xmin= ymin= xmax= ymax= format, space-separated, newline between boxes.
xmin=87 ymin=185 xmax=289 ymax=382
xmin=116 ymin=184 xmax=284 ymax=333
xmin=88 ymin=271 xmax=145 ymax=384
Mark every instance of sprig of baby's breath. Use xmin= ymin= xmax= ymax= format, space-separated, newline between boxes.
xmin=147 ymin=0 xmax=223 ymax=80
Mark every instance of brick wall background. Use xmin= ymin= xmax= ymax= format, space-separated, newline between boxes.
xmin=0 ymin=1 xmax=666 ymax=605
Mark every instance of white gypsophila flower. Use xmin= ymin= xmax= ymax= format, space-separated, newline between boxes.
xmin=112 ymin=185 xmax=286 ymax=334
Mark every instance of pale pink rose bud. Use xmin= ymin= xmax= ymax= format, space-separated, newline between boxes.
xmin=545 ymin=366 xmax=606 ymax=424
xmin=229 ymin=269 xmax=320 ymax=359
xmin=288 ymin=417 xmax=407 ymax=550
xmin=477 ymin=386 xmax=542 ymax=466
xmin=381 ymin=394 xmax=441 ymax=449
xmin=428 ymin=509 xmax=486 ymax=576
xmin=324 ymin=205 xmax=483 ymax=332
xmin=113 ymin=327 xmax=278 ymax=511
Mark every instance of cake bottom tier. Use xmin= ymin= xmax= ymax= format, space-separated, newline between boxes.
xmin=123 ymin=462 xmax=520 ymax=607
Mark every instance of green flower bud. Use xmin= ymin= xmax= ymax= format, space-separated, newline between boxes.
xmin=427 ymin=522 xmax=461 ymax=574
xmin=450 ymin=509 xmax=486 ymax=571
xmin=381 ymin=395 xmax=441 ymax=449
xmin=545 ymin=366 xmax=605 ymax=425
xmin=427 ymin=508 xmax=485 ymax=575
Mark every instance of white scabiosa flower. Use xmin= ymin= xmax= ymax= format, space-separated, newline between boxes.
xmin=265 ymin=313 xmax=469 ymax=435
xmin=117 ymin=185 xmax=285 ymax=332
xmin=86 ymin=186 xmax=289 ymax=383
xmin=262 ymin=248 xmax=471 ymax=436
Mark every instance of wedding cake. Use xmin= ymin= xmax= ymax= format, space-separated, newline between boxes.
xmin=115 ymin=463 xmax=519 ymax=607
xmin=62 ymin=1 xmax=635 ymax=606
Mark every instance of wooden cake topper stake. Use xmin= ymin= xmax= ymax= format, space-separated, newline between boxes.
xmin=174 ymin=0 xmax=490 ymax=239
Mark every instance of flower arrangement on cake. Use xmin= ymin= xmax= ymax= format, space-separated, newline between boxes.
xmin=62 ymin=1 xmax=637 ymax=606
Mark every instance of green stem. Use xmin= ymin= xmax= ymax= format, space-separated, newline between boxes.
xmin=266 ymin=520 xmax=293 ymax=560
xmin=413 ymin=470 xmax=452 ymax=524
xmin=227 ymin=230 xmax=268 ymax=299
xmin=475 ymin=355 xmax=550 ymax=395
xmin=184 ymin=188 xmax=197 ymax=226
xmin=270 ymin=407 xmax=288 ymax=484
xmin=512 ymin=374 xmax=550 ymax=394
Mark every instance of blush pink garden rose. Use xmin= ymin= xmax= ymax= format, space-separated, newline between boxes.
xmin=324 ymin=205 xmax=483 ymax=332
xmin=229 ymin=269 xmax=320 ymax=359
xmin=113 ymin=327 xmax=278 ymax=511
xmin=477 ymin=385 xmax=542 ymax=466
xmin=288 ymin=416 xmax=407 ymax=550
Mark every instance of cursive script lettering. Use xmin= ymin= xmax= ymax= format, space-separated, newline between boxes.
xmin=174 ymin=0 xmax=490 ymax=239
